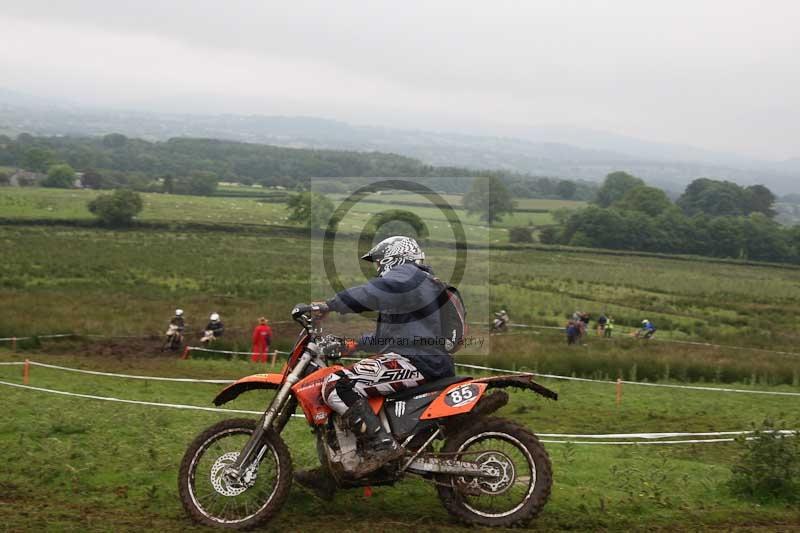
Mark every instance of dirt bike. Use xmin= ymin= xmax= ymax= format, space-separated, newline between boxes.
xmin=178 ymin=304 xmax=558 ymax=529
xmin=490 ymin=313 xmax=509 ymax=332
xmin=200 ymin=329 xmax=216 ymax=345
xmin=162 ymin=324 xmax=184 ymax=352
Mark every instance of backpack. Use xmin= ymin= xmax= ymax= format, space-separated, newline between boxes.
xmin=431 ymin=277 xmax=468 ymax=354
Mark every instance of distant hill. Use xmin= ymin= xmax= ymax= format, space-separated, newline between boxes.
xmin=1 ymin=89 xmax=798 ymax=193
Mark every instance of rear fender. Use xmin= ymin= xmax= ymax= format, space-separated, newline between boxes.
xmin=471 ymin=373 xmax=558 ymax=400
xmin=213 ymin=373 xmax=284 ymax=406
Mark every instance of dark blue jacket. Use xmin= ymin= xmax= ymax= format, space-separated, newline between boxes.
xmin=205 ymin=321 xmax=224 ymax=337
xmin=326 ymin=263 xmax=455 ymax=380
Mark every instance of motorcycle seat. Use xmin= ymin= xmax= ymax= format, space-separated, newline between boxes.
xmin=385 ymin=375 xmax=471 ymax=402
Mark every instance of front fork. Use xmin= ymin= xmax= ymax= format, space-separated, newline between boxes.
xmin=231 ymin=351 xmax=313 ymax=472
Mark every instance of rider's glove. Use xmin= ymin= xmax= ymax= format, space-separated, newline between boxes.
xmin=310 ymin=302 xmax=329 ymax=318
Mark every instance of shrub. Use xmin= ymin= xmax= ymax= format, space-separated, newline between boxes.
xmin=538 ymin=226 xmax=562 ymax=244
xmin=0 ymin=171 xmax=9 ymax=186
xmin=287 ymin=191 xmax=336 ymax=230
xmin=509 ymin=226 xmax=534 ymax=243
xmin=363 ymin=209 xmax=429 ymax=243
xmin=87 ymin=189 xmax=144 ymax=226
xmin=729 ymin=419 xmax=800 ymax=502
xmin=42 ymin=164 xmax=76 ymax=188
xmin=17 ymin=175 xmax=36 ymax=187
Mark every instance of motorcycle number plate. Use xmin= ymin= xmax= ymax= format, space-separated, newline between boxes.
xmin=444 ymin=384 xmax=480 ymax=408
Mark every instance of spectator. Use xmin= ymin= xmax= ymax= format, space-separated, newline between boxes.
xmin=251 ymin=317 xmax=273 ymax=363
xmin=596 ymin=314 xmax=607 ymax=336
xmin=604 ymin=316 xmax=614 ymax=338
xmin=572 ymin=311 xmax=590 ymax=339
xmin=566 ymin=321 xmax=579 ymax=345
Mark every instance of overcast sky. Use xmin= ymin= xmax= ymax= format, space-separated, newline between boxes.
xmin=0 ymin=1 xmax=797 ymax=160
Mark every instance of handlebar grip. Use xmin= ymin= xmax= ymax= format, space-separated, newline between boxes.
xmin=291 ymin=304 xmax=312 ymax=319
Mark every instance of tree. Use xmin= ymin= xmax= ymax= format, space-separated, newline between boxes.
xmin=88 ymin=189 xmax=143 ymax=226
xmin=555 ymin=180 xmax=577 ymax=199
xmin=21 ymin=147 xmax=54 ymax=172
xmin=42 ymin=164 xmax=76 ymax=188
xmin=463 ymin=176 xmax=514 ymax=224
xmin=593 ymin=171 xmax=645 ymax=207
xmin=613 ymin=185 xmax=675 ymax=217
xmin=174 ymin=171 xmax=219 ymax=195
xmin=745 ymin=185 xmax=776 ymax=218
xmin=102 ymin=133 xmax=128 ymax=148
xmin=287 ymin=191 xmax=336 ymax=230
xmin=162 ymin=175 xmax=175 ymax=194
xmin=0 ymin=171 xmax=9 ymax=186
xmin=677 ymin=178 xmax=762 ymax=217
xmin=80 ymin=169 xmax=105 ymax=189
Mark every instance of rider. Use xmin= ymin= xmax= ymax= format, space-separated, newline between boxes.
xmin=204 ymin=313 xmax=224 ymax=341
xmin=170 ymin=309 xmax=185 ymax=331
xmin=493 ymin=309 xmax=510 ymax=330
xmin=638 ymin=319 xmax=656 ymax=339
xmin=296 ymin=235 xmax=455 ymax=497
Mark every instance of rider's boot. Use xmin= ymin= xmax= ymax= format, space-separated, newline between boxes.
xmin=294 ymin=467 xmax=337 ymax=501
xmin=344 ymin=398 xmax=404 ymax=478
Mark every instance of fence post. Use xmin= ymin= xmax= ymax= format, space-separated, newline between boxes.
xmin=11 ymin=337 xmax=16 ymax=352
xmin=271 ymin=350 xmax=277 ymax=367
xmin=23 ymin=359 xmax=29 ymax=385
xmin=616 ymin=378 xmax=622 ymax=407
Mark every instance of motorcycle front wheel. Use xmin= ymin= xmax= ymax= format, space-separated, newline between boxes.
xmin=178 ymin=418 xmax=293 ymax=529
xmin=436 ymin=417 xmax=552 ymax=527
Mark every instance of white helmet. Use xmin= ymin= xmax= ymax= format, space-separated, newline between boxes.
xmin=175 ymin=309 xmax=184 ymax=316
xmin=361 ymin=235 xmax=425 ymax=276
xmin=642 ymin=319 xmax=649 ymax=325
xmin=210 ymin=313 xmax=220 ymax=322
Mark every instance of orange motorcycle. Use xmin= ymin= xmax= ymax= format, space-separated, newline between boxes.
xmin=178 ymin=304 xmax=557 ymax=529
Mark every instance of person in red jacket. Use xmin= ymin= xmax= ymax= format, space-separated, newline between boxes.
xmin=251 ymin=317 xmax=272 ymax=363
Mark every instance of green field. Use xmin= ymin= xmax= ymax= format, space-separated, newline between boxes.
xmin=0 ymin=187 xmax=289 ymax=226
xmin=0 ymin=352 xmax=797 ymax=531
xmin=1 ymin=186 xmax=799 ymax=530
xmin=0 ymin=188 xmax=581 ymax=243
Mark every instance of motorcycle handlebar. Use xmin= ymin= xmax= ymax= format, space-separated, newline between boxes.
xmin=291 ymin=303 xmax=329 ymax=320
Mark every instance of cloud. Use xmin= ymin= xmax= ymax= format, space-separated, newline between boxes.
xmin=0 ymin=1 xmax=798 ymax=159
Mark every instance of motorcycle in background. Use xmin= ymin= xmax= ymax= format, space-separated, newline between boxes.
xmin=200 ymin=330 xmax=216 ymax=345
xmin=490 ymin=310 xmax=510 ymax=332
xmin=162 ymin=324 xmax=184 ymax=352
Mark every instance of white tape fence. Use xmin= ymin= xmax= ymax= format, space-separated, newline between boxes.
xmin=4 ymin=355 xmax=800 ymax=398
xmin=1 ymin=359 xmax=798 ymax=446
xmin=1 ymin=378 xmax=796 ymax=446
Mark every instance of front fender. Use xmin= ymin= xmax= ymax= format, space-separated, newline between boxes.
xmin=213 ymin=373 xmax=284 ymax=406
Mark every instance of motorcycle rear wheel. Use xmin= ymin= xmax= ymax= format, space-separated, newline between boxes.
xmin=436 ymin=416 xmax=552 ymax=527
xmin=178 ymin=418 xmax=292 ymax=529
